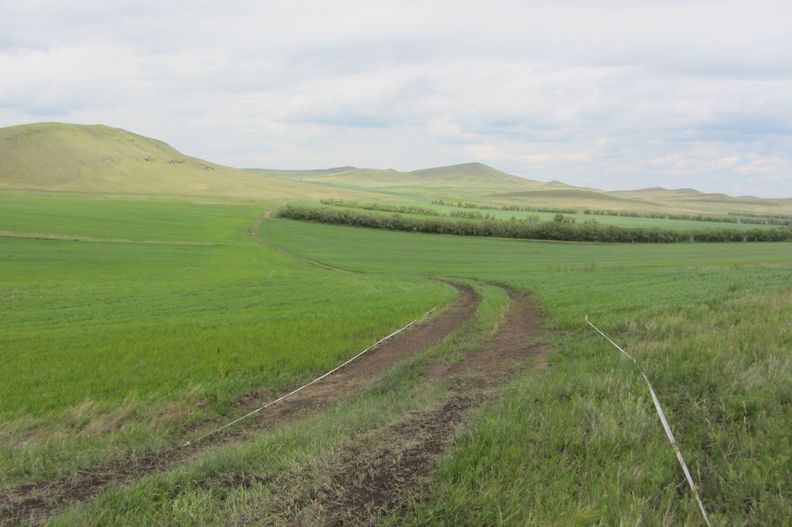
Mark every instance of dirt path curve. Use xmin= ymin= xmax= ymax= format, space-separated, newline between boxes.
xmin=0 ymin=287 xmax=478 ymax=523
xmin=306 ymin=290 xmax=548 ymax=526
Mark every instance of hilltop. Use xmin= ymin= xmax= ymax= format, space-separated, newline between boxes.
xmin=300 ymin=162 xmax=538 ymax=190
xmin=612 ymin=186 xmax=792 ymax=214
xmin=268 ymin=161 xmax=792 ymax=214
xmin=2 ymin=122 xmax=790 ymax=215
xmin=0 ymin=123 xmax=375 ymax=202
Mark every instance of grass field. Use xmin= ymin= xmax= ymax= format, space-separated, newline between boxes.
xmin=20 ymin=209 xmax=791 ymax=525
xmin=263 ymin=219 xmax=792 ymax=525
xmin=0 ymin=194 xmax=453 ymax=486
xmin=3 ymin=123 xmax=792 ymax=525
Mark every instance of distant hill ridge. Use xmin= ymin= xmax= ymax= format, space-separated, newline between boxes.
xmin=0 ymin=123 xmax=375 ymax=201
xmin=2 ymin=122 xmax=790 ymax=214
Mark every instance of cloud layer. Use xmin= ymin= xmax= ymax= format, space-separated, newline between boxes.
xmin=2 ymin=0 xmax=791 ymax=196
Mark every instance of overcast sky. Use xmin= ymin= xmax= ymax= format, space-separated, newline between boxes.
xmin=2 ymin=0 xmax=791 ymax=196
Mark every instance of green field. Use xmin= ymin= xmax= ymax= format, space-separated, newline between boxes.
xmin=261 ymin=162 xmax=792 ymax=217
xmin=2 ymin=123 xmax=792 ymax=526
xmin=0 ymin=194 xmax=452 ymax=485
xmin=259 ymin=219 xmax=792 ymax=524
xmin=3 ymin=192 xmax=788 ymax=524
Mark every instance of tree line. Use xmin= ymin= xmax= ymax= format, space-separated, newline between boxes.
xmin=277 ymin=205 xmax=792 ymax=243
xmin=431 ymin=199 xmax=577 ymax=214
xmin=319 ymin=199 xmax=440 ymax=216
xmin=583 ymin=208 xmax=792 ymax=226
xmin=431 ymin=198 xmax=792 ymax=227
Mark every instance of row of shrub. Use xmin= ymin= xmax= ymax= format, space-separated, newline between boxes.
xmin=431 ymin=199 xmax=577 ymax=214
xmin=277 ymin=206 xmax=792 ymax=243
xmin=449 ymin=210 xmax=496 ymax=220
xmin=430 ymin=198 xmax=792 ymax=226
xmin=319 ymin=199 xmax=440 ymax=216
xmin=727 ymin=211 xmax=792 ymax=225
xmin=584 ymin=208 xmax=792 ymax=226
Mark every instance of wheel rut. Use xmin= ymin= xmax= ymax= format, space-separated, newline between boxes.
xmin=0 ymin=282 xmax=478 ymax=526
xmin=251 ymin=210 xmax=354 ymax=273
xmin=3 ymin=211 xmax=549 ymax=527
xmin=303 ymin=290 xmax=548 ymax=527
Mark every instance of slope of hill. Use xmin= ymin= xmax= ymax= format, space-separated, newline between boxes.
xmin=613 ymin=187 xmax=792 ymax=215
xmin=0 ymin=123 xmax=375 ymax=201
xmin=290 ymin=162 xmax=671 ymax=210
xmin=410 ymin=162 xmax=528 ymax=185
xmin=279 ymin=160 xmax=792 ymax=215
xmin=3 ymin=122 xmax=790 ymax=215
xmin=305 ymin=162 xmax=538 ymax=190
xmin=246 ymin=166 xmax=357 ymax=180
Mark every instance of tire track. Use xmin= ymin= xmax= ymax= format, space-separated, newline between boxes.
xmin=250 ymin=210 xmax=357 ymax=273
xmin=0 ymin=275 xmax=478 ymax=524
xmin=303 ymin=290 xmax=548 ymax=526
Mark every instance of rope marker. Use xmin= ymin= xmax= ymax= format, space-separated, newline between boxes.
xmin=585 ymin=315 xmax=712 ymax=527
xmin=183 ymin=307 xmax=436 ymax=447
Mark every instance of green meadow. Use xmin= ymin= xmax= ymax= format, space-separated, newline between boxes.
xmin=266 ymin=218 xmax=792 ymax=525
xmin=0 ymin=194 xmax=451 ymax=485
xmin=22 ymin=202 xmax=791 ymax=525
xmin=2 ymin=123 xmax=791 ymax=525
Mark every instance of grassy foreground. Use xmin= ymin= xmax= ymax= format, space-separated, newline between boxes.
xmin=3 ymin=192 xmax=791 ymax=525
xmin=266 ymin=218 xmax=792 ymax=525
xmin=47 ymin=282 xmax=510 ymax=526
xmin=0 ymin=194 xmax=452 ymax=486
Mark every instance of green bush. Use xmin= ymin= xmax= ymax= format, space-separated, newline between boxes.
xmin=277 ymin=205 xmax=792 ymax=243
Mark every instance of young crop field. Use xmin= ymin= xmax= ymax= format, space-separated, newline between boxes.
xmin=0 ymin=194 xmax=451 ymax=487
xmin=5 ymin=2 xmax=792 ymax=522
xmin=261 ymin=218 xmax=792 ymax=524
xmin=3 ymin=194 xmax=791 ymax=526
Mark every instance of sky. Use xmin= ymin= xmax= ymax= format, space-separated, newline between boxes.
xmin=2 ymin=0 xmax=791 ymax=197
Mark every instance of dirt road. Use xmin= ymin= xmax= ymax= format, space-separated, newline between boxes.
xmin=0 ymin=286 xmax=478 ymax=527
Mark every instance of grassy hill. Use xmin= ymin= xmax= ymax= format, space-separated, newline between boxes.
xmin=0 ymin=123 xmax=376 ymax=202
xmin=3 ymin=122 xmax=790 ymax=216
xmin=3 ymin=123 xmax=791 ymax=525
xmin=410 ymin=162 xmax=529 ymax=185
xmin=246 ymin=166 xmax=356 ymax=180
xmin=263 ymin=160 xmax=792 ymax=215
xmin=614 ymin=186 xmax=792 ymax=215
xmin=304 ymin=162 xmax=542 ymax=192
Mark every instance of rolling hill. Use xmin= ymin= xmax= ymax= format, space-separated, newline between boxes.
xmin=0 ymin=123 xmax=377 ymax=202
xmin=260 ymin=162 xmax=792 ymax=215
xmin=613 ymin=186 xmax=792 ymax=215
xmin=2 ymin=122 xmax=790 ymax=215
xmin=304 ymin=162 xmax=539 ymax=190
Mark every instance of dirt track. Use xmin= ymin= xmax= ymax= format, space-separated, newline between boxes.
xmin=311 ymin=291 xmax=547 ymax=526
xmin=1 ymin=212 xmax=549 ymax=526
xmin=0 ymin=285 xmax=478 ymax=526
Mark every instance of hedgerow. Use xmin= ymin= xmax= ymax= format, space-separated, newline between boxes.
xmin=277 ymin=205 xmax=792 ymax=243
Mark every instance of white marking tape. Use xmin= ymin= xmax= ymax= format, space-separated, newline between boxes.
xmin=183 ymin=307 xmax=436 ymax=447
xmin=585 ymin=315 xmax=712 ymax=527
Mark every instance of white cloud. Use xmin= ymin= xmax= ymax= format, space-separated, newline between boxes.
xmin=1 ymin=0 xmax=791 ymax=196
xmin=465 ymin=144 xmax=499 ymax=160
